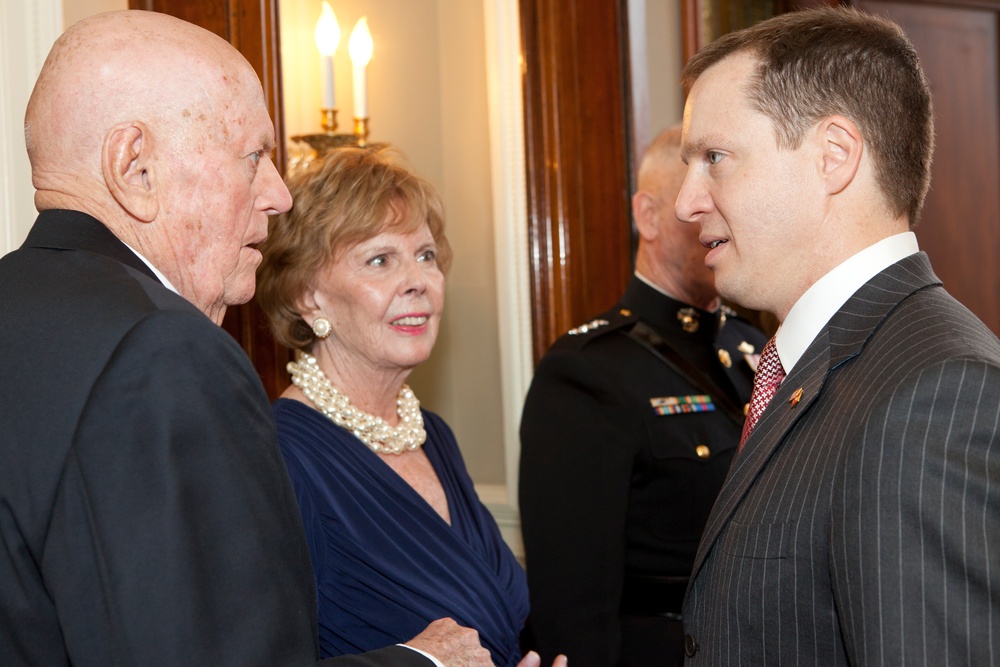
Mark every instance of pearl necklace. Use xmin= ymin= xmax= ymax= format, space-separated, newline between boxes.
xmin=287 ymin=351 xmax=426 ymax=455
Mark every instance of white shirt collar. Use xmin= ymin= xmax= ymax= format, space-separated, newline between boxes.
xmin=121 ymin=241 xmax=180 ymax=295
xmin=775 ymin=232 xmax=919 ymax=374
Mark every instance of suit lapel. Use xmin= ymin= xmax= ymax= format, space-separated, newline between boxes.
xmin=688 ymin=333 xmax=832 ymax=580
xmin=688 ymin=252 xmax=943 ymax=581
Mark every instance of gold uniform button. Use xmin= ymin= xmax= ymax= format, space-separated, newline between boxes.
xmin=620 ymin=308 xmax=632 ymax=316
xmin=743 ymin=403 xmax=750 ymax=416
xmin=718 ymin=349 xmax=732 ymax=368
xmin=696 ymin=445 xmax=711 ymax=459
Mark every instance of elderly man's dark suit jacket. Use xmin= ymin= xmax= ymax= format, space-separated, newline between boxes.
xmin=0 ymin=210 xmax=427 ymax=667
xmin=682 ymin=252 xmax=1000 ymax=665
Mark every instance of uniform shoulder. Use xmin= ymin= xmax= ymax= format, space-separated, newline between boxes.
xmin=545 ymin=307 xmax=638 ymax=353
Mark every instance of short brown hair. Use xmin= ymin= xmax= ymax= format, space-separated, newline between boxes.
xmin=257 ymin=145 xmax=452 ymax=351
xmin=682 ymin=7 xmax=934 ymax=225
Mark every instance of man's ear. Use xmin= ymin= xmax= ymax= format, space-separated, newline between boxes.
xmin=817 ymin=115 xmax=862 ymax=196
xmin=632 ymin=190 xmax=659 ymax=242
xmin=103 ymin=122 xmax=159 ymax=222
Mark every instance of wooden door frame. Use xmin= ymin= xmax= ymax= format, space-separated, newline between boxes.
xmin=519 ymin=0 xmax=636 ymax=364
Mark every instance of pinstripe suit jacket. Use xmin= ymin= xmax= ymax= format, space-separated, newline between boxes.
xmin=682 ymin=252 xmax=1000 ymax=665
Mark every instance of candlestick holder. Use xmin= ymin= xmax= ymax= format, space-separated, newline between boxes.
xmin=353 ymin=117 xmax=370 ymax=147
xmin=289 ymin=108 xmax=364 ymax=165
xmin=320 ymin=108 xmax=338 ymax=133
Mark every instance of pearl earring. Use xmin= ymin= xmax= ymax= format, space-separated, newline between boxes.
xmin=311 ymin=316 xmax=332 ymax=339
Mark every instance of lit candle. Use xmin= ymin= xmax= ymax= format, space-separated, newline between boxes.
xmin=314 ymin=2 xmax=340 ymax=110
xmin=349 ymin=17 xmax=373 ymax=119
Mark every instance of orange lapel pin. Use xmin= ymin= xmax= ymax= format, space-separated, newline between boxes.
xmin=789 ymin=388 xmax=803 ymax=407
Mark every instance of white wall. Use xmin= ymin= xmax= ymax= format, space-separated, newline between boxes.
xmin=629 ymin=0 xmax=684 ymax=169
xmin=1 ymin=1 xmax=58 ymax=256
xmin=1 ymin=0 xmax=126 ymax=257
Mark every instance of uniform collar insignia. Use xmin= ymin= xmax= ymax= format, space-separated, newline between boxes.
xmin=677 ymin=307 xmax=700 ymax=333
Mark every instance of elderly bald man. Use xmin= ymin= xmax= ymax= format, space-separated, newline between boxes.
xmin=0 ymin=10 xmax=495 ymax=667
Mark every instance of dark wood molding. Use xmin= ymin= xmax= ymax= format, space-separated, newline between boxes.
xmin=681 ymin=0 xmax=702 ymax=63
xmin=681 ymin=0 xmax=836 ymax=62
xmin=519 ymin=0 xmax=635 ymax=364
xmin=854 ymin=0 xmax=1000 ymax=335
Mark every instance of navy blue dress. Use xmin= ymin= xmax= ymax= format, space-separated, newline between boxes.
xmin=273 ymin=399 xmax=528 ymax=667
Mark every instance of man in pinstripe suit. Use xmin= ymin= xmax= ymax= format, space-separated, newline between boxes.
xmin=675 ymin=7 xmax=999 ymax=665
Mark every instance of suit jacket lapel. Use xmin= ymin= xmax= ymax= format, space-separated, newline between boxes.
xmin=688 ymin=252 xmax=942 ymax=582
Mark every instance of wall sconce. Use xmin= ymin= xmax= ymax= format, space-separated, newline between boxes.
xmin=289 ymin=3 xmax=374 ymax=170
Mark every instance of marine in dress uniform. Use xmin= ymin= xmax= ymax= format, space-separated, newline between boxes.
xmin=519 ymin=275 xmax=766 ymax=667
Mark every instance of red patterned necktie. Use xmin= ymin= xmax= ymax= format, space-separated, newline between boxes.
xmin=739 ymin=336 xmax=785 ymax=451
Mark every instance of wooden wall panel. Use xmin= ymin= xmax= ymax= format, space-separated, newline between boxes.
xmin=130 ymin=0 xmax=292 ymax=399
xmin=857 ymin=0 xmax=1000 ymax=335
xmin=681 ymin=1 xmax=834 ymax=69
xmin=520 ymin=0 xmax=635 ymax=363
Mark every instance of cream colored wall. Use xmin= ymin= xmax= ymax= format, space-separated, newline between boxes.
xmin=629 ymin=0 xmax=684 ymax=165
xmin=63 ymin=0 xmax=125 ymax=28
xmin=279 ymin=0 xmax=506 ymax=485
xmin=429 ymin=0 xmax=506 ymax=483
xmin=0 ymin=1 xmax=48 ymax=256
xmin=1 ymin=0 xmax=126 ymax=258
xmin=646 ymin=0 xmax=684 ymax=133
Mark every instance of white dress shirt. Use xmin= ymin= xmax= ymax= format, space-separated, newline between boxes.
xmin=775 ymin=232 xmax=920 ymax=375
xmin=123 ymin=241 xmax=180 ymax=294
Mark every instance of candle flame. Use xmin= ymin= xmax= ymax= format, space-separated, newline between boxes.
xmin=315 ymin=2 xmax=340 ymax=56
xmin=349 ymin=17 xmax=373 ymax=67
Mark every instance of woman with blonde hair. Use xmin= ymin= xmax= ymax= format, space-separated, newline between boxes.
xmin=257 ymin=146 xmax=528 ymax=666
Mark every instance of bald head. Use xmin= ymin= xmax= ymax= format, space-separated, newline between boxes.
xmin=25 ymin=10 xmax=292 ymax=324
xmin=26 ymin=10 xmax=258 ymax=211
xmin=632 ymin=125 xmax=718 ymax=311
xmin=636 ymin=126 xmax=684 ymax=196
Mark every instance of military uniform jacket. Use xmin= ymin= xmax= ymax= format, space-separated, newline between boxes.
xmin=519 ymin=276 xmax=766 ymax=667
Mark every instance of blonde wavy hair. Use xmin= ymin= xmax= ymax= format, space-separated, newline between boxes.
xmin=257 ymin=145 xmax=452 ymax=351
